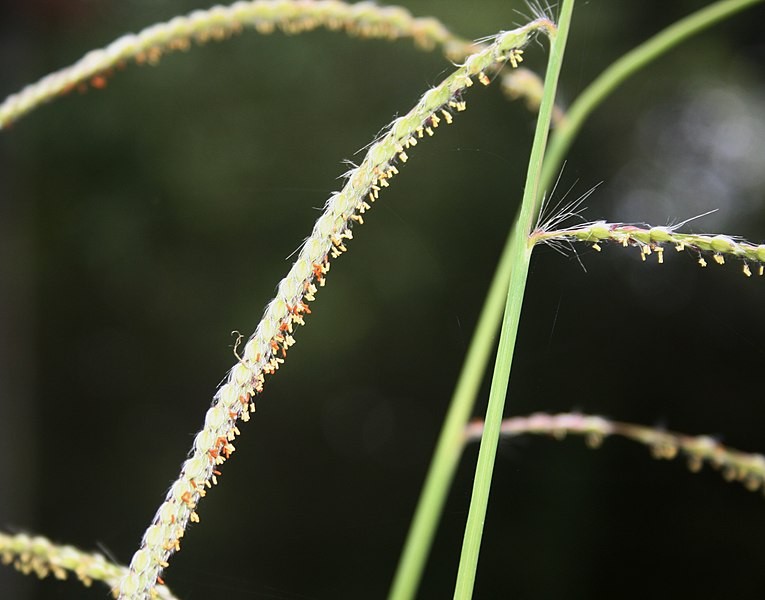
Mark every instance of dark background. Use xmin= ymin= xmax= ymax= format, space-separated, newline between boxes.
xmin=2 ymin=1 xmax=765 ymax=598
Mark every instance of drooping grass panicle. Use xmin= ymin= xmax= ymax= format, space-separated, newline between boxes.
xmin=531 ymin=218 xmax=765 ymax=276
xmin=465 ymin=412 xmax=765 ymax=495
xmin=0 ymin=531 xmax=178 ymax=600
xmin=500 ymin=68 xmax=566 ymax=125
xmin=0 ymin=0 xmax=554 ymax=131
xmin=116 ymin=18 xmax=554 ymax=600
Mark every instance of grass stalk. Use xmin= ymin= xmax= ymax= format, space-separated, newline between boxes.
xmin=387 ymin=232 xmax=516 ymax=600
xmin=452 ymin=2 xmax=574 ymax=598
xmin=539 ymin=0 xmax=763 ymax=196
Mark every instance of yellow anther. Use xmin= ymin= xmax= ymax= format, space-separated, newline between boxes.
xmin=656 ymin=247 xmax=664 ymax=264
xmin=698 ymin=257 xmax=707 ymax=267
xmin=592 ymin=243 xmax=601 ymax=252
xmin=441 ymin=109 xmax=453 ymax=124
xmin=399 ymin=152 xmax=408 ymax=162
xmin=713 ymin=254 xmax=725 ymax=265
xmin=478 ymin=72 xmax=491 ymax=85
xmin=675 ymin=242 xmax=685 ymax=252
xmin=743 ymin=264 xmax=752 ymax=277
xmin=509 ymin=49 xmax=524 ymax=68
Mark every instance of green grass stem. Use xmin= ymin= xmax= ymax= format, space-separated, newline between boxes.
xmin=387 ymin=231 xmax=515 ymax=600
xmin=452 ymin=2 xmax=574 ymax=598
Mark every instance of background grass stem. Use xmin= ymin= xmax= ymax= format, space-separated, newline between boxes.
xmin=539 ymin=0 xmax=763 ymax=196
xmin=387 ymin=234 xmax=514 ymax=600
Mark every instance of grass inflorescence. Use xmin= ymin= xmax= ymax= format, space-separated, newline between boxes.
xmin=0 ymin=0 xmax=554 ymax=131
xmin=465 ymin=413 xmax=765 ymax=495
xmin=116 ymin=18 xmax=552 ymax=600
xmin=0 ymin=532 xmax=178 ymax=600
xmin=531 ymin=221 xmax=765 ymax=276
xmin=2 ymin=1 xmax=764 ymax=598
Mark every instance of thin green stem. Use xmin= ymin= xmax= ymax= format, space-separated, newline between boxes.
xmin=453 ymin=2 xmax=574 ymax=598
xmin=540 ymin=0 xmax=763 ymax=196
xmin=387 ymin=233 xmax=515 ymax=600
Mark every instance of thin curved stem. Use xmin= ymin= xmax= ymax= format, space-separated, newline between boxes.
xmin=539 ymin=0 xmax=764 ymax=196
xmin=387 ymin=231 xmax=516 ymax=600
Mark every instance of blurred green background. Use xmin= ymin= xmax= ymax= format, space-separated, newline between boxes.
xmin=1 ymin=1 xmax=765 ymax=598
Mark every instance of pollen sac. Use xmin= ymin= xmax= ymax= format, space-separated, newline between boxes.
xmin=585 ymin=432 xmax=604 ymax=449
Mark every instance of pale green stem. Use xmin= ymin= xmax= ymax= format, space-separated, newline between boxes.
xmin=387 ymin=232 xmax=515 ymax=600
xmin=453 ymin=2 xmax=574 ymax=598
xmin=540 ymin=0 xmax=764 ymax=196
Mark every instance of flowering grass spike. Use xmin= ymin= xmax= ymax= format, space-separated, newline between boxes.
xmin=531 ymin=220 xmax=765 ymax=277
xmin=116 ymin=16 xmax=555 ymax=600
xmin=0 ymin=0 xmax=554 ymax=130
xmin=465 ymin=413 xmax=765 ymax=495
